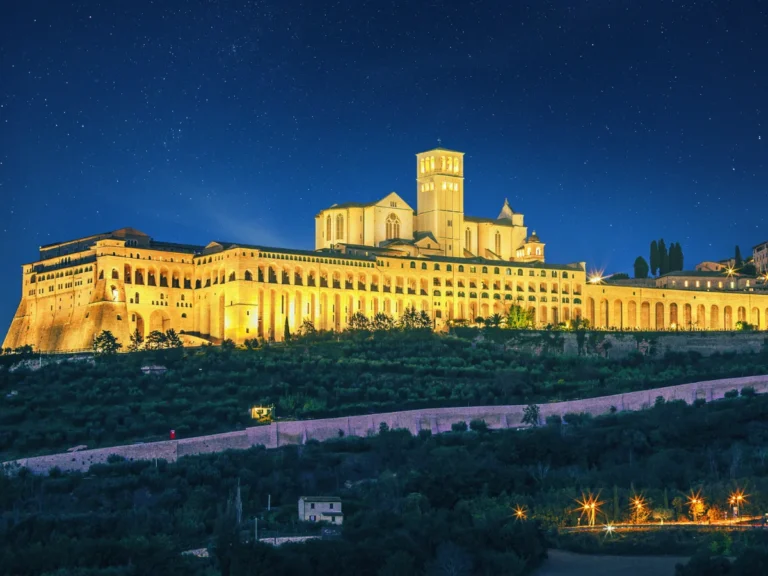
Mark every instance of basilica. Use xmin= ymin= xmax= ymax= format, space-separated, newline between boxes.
xmin=3 ymin=147 xmax=767 ymax=352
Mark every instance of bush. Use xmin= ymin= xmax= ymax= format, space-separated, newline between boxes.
xmin=740 ymin=386 xmax=756 ymax=397
xmin=469 ymin=419 xmax=488 ymax=433
xmin=724 ymin=389 xmax=739 ymax=399
xmin=451 ymin=421 xmax=468 ymax=432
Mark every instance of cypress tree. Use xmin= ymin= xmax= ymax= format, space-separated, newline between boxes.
xmin=735 ymin=245 xmax=743 ymax=268
xmin=678 ymin=244 xmax=684 ymax=271
xmin=634 ymin=256 xmax=649 ymax=279
xmin=650 ymin=240 xmax=659 ymax=276
xmin=284 ymin=317 xmax=291 ymax=342
xmin=658 ymin=239 xmax=669 ymax=275
xmin=669 ymin=243 xmax=679 ymax=271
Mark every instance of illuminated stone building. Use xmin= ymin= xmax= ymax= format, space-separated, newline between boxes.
xmin=3 ymin=147 xmax=768 ymax=352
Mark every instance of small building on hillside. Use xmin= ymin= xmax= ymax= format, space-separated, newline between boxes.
xmin=298 ymin=496 xmax=343 ymax=525
xmin=140 ymin=364 xmax=167 ymax=376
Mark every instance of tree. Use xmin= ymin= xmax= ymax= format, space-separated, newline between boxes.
xmin=486 ymin=313 xmax=503 ymax=328
xmin=371 ymin=312 xmax=395 ymax=331
xmin=611 ymin=272 xmax=630 ymax=280
xmin=283 ymin=317 xmax=291 ymax=342
xmin=634 ymin=256 xmax=650 ymax=279
xmin=521 ymin=404 xmax=541 ymax=427
xmin=650 ymin=240 xmax=659 ymax=276
xmin=505 ymin=305 xmax=534 ymax=329
xmin=128 ymin=329 xmax=144 ymax=352
xmin=298 ymin=319 xmax=316 ymax=336
xmin=165 ymin=329 xmax=183 ymax=348
xmin=92 ymin=330 xmax=121 ymax=356
xmin=741 ymin=262 xmax=756 ymax=276
xmin=735 ymin=245 xmax=743 ymax=268
xmin=145 ymin=330 xmax=167 ymax=350
xmin=658 ymin=239 xmax=669 ymax=275
xmin=348 ymin=311 xmax=370 ymax=331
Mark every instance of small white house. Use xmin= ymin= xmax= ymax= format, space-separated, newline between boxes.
xmin=298 ymin=496 xmax=343 ymax=525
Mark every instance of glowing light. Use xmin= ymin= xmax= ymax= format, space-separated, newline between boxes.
xmin=513 ymin=504 xmax=528 ymax=521
xmin=729 ymin=489 xmax=747 ymax=507
xmin=687 ymin=489 xmax=705 ymax=523
xmin=603 ymin=524 xmax=615 ymax=535
xmin=575 ymin=492 xmax=604 ymax=527
xmin=725 ymin=266 xmax=736 ymax=277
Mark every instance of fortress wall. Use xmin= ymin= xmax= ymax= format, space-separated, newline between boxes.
xmin=176 ymin=430 xmax=251 ymax=457
xmin=6 ymin=375 xmax=768 ymax=475
xmin=505 ymin=331 xmax=766 ymax=359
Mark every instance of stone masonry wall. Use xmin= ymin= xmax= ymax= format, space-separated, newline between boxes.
xmin=5 ymin=375 xmax=768 ymax=475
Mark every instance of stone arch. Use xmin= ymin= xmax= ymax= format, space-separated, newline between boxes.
xmin=124 ymin=264 xmax=132 ymax=284
xmin=586 ymin=297 xmax=595 ymax=327
xmin=724 ymin=306 xmax=733 ymax=330
xmin=563 ymin=307 xmax=571 ymax=322
xmin=696 ymin=304 xmax=706 ymax=330
xmin=111 ymin=268 xmax=119 ymax=280
xmin=599 ymin=298 xmax=609 ymax=328
xmin=669 ymin=303 xmax=679 ymax=328
xmin=737 ymin=306 xmax=747 ymax=324
xmin=683 ymin=303 xmax=692 ymax=329
xmin=613 ymin=300 xmax=623 ymax=329
xmin=149 ymin=309 xmax=171 ymax=333
xmin=628 ymin=300 xmax=637 ymax=328
xmin=751 ymin=307 xmax=760 ymax=328
xmin=539 ymin=305 xmax=548 ymax=325
xmin=655 ymin=302 xmax=665 ymax=330
xmin=710 ymin=305 xmax=720 ymax=330
xmin=640 ymin=302 xmax=651 ymax=329
xmin=147 ymin=267 xmax=157 ymax=287
xmin=132 ymin=312 xmax=145 ymax=339
xmin=551 ymin=306 xmax=559 ymax=325
xmin=159 ymin=267 xmax=169 ymax=287
xmin=245 ymin=269 xmax=253 ymax=281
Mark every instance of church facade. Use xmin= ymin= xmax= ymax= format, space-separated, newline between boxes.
xmin=3 ymin=147 xmax=768 ymax=352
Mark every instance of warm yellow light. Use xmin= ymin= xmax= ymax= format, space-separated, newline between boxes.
xmin=729 ymin=489 xmax=747 ymax=505
xmin=725 ymin=266 xmax=736 ymax=277
xmin=513 ymin=504 xmax=528 ymax=521
xmin=575 ymin=492 xmax=604 ymax=527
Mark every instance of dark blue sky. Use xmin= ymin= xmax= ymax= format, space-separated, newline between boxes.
xmin=2 ymin=1 xmax=767 ymax=331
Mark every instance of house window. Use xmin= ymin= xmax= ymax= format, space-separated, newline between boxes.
xmin=336 ymin=214 xmax=344 ymax=240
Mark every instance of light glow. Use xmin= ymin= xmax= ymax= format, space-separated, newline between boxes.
xmin=576 ymin=491 xmax=604 ymax=527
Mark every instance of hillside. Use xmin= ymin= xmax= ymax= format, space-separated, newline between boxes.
xmin=2 ymin=329 xmax=768 ymax=460
xmin=3 ymin=390 xmax=768 ymax=575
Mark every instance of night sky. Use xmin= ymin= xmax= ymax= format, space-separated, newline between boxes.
xmin=2 ymin=1 xmax=767 ymax=331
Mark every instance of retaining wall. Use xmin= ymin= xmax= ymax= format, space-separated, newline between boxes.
xmin=6 ymin=375 xmax=768 ymax=475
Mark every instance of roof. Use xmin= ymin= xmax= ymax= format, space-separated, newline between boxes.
xmin=464 ymin=215 xmax=514 ymax=227
xmin=753 ymin=240 xmax=768 ymax=250
xmin=659 ymin=270 xmax=754 ymax=278
xmin=497 ymin=199 xmax=515 ymax=220
xmin=413 ymin=231 xmax=438 ymax=244
xmin=417 ymin=146 xmax=464 ymax=155
xmin=300 ymin=496 xmax=342 ymax=503
xmin=525 ymin=231 xmax=542 ymax=243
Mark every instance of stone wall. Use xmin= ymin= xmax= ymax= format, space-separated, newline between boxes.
xmin=5 ymin=375 xmax=768 ymax=475
xmin=501 ymin=330 xmax=767 ymax=359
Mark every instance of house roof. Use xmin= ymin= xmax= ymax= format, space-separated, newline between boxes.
xmin=300 ymin=496 xmax=342 ymax=503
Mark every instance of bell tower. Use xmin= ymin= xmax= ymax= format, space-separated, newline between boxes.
xmin=415 ymin=147 xmax=465 ymax=256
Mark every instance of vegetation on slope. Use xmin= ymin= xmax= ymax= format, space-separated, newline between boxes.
xmin=3 ymin=392 xmax=768 ymax=574
xmin=2 ymin=330 xmax=768 ymax=459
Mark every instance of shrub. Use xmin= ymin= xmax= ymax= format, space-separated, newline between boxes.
xmin=740 ymin=386 xmax=756 ymax=397
xmin=469 ymin=419 xmax=488 ymax=433
xmin=451 ymin=421 xmax=468 ymax=432
xmin=724 ymin=389 xmax=739 ymax=399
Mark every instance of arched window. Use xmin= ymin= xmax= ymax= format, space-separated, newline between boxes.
xmin=465 ymin=228 xmax=472 ymax=250
xmin=326 ymin=215 xmax=332 ymax=239
xmin=494 ymin=231 xmax=501 ymax=255
xmin=385 ymin=213 xmax=401 ymax=240
xmin=535 ymin=247 xmax=541 ymax=256
xmin=336 ymin=214 xmax=344 ymax=240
